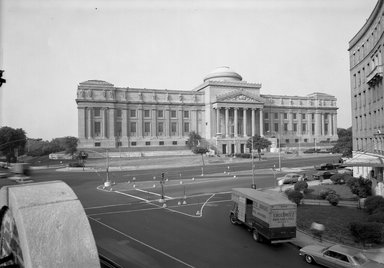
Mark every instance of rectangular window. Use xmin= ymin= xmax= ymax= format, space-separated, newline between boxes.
xmin=324 ymin=114 xmax=328 ymax=120
xmin=274 ymin=113 xmax=278 ymax=119
xmin=117 ymin=141 xmax=122 ymax=147
xmin=293 ymin=123 xmax=297 ymax=132
xmin=293 ymin=113 xmax=297 ymax=120
xmin=312 ymin=123 xmax=315 ymax=133
xmin=301 ymin=113 xmax=305 ymax=120
xmin=144 ymin=109 xmax=150 ymax=118
xmin=274 ymin=123 xmax=279 ymax=132
xmin=183 ymin=111 xmax=189 ymax=118
xmin=295 ymin=139 xmax=299 ymax=143
xmin=145 ymin=141 xmax=151 ymax=146
xmin=325 ymin=123 xmax=328 ymax=135
xmin=94 ymin=108 xmax=101 ymax=117
xmin=144 ymin=122 xmax=151 ymax=134
xmin=94 ymin=122 xmax=101 ymax=136
xmin=285 ymin=139 xmax=290 ymax=144
xmin=159 ymin=141 xmax=164 ymax=146
xmin=264 ymin=112 xmax=269 ymax=119
xmin=116 ymin=109 xmax=122 ymax=118
xmin=130 ymin=122 xmax=136 ymax=134
xmin=116 ymin=122 xmax=122 ymax=137
xmin=284 ymin=123 xmax=288 ymax=132
xmin=184 ymin=122 xmax=190 ymax=133
xmin=95 ymin=142 xmax=101 ymax=147
xmin=171 ymin=122 xmax=177 ymax=134
xmin=302 ymin=123 xmax=306 ymax=133
xmin=311 ymin=114 xmax=315 ymax=120
xmin=172 ymin=141 xmax=177 ymax=145
xmin=171 ymin=110 xmax=177 ymax=118
xmin=304 ymin=139 xmax=308 ymax=143
xmin=131 ymin=142 xmax=137 ymax=146
xmin=158 ymin=122 xmax=164 ymax=134
xmin=264 ymin=123 xmax=269 ymax=132
xmin=130 ymin=110 xmax=136 ymax=118
xmin=158 ymin=110 xmax=164 ymax=118
xmin=284 ymin=113 xmax=288 ymax=119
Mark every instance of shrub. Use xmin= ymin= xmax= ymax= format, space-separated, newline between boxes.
xmin=294 ymin=181 xmax=308 ymax=192
xmin=330 ymin=173 xmax=349 ymax=185
xmin=364 ymin=196 xmax=384 ymax=214
xmin=319 ymin=188 xmax=336 ymax=200
xmin=347 ymin=177 xmax=372 ymax=198
xmin=286 ymin=190 xmax=303 ymax=205
xmin=373 ymin=206 xmax=384 ymax=215
xmin=367 ymin=212 xmax=384 ymax=224
xmin=326 ymin=193 xmax=340 ymax=206
xmin=349 ymin=222 xmax=384 ymax=244
xmin=234 ymin=153 xmax=251 ymax=159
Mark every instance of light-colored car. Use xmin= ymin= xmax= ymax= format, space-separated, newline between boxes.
xmin=299 ymin=244 xmax=384 ymax=267
xmin=276 ymin=173 xmax=303 ymax=184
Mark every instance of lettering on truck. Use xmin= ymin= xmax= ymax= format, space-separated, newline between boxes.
xmin=270 ymin=209 xmax=296 ymax=227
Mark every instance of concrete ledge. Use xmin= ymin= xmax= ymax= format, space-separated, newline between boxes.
xmin=0 ymin=181 xmax=100 ymax=268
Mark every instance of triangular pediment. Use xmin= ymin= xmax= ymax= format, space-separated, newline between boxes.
xmin=216 ymin=90 xmax=264 ymax=104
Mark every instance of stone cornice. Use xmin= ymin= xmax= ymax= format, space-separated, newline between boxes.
xmin=192 ymin=80 xmax=262 ymax=92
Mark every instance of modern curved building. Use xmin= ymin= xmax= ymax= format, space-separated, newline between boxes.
xmin=348 ymin=0 xmax=384 ymax=180
xmin=76 ymin=66 xmax=338 ymax=154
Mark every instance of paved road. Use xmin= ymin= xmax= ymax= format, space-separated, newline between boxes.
xmin=3 ymin=155 xmax=341 ymax=267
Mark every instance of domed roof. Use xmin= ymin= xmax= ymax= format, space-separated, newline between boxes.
xmin=203 ymin=66 xmax=242 ymax=82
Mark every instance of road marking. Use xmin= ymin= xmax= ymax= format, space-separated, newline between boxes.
xmin=134 ymin=188 xmax=173 ymax=200
xmin=86 ymin=199 xmax=232 ymax=217
xmin=114 ymin=190 xmax=149 ymax=202
xmin=88 ymin=217 xmax=195 ymax=268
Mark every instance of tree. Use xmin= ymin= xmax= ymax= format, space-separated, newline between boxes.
xmin=331 ymin=127 xmax=352 ymax=157
xmin=246 ymin=135 xmax=271 ymax=160
xmin=186 ymin=132 xmax=201 ymax=149
xmin=0 ymin=126 xmax=27 ymax=162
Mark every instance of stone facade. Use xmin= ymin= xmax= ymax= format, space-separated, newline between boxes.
xmin=348 ymin=0 xmax=384 ymax=179
xmin=76 ymin=67 xmax=338 ymax=154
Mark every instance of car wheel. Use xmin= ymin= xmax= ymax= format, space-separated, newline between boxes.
xmin=252 ymin=230 xmax=262 ymax=242
xmin=230 ymin=214 xmax=237 ymax=225
xmin=304 ymin=254 xmax=314 ymax=264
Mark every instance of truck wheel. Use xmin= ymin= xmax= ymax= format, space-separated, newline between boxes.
xmin=304 ymin=255 xmax=314 ymax=264
xmin=252 ymin=230 xmax=262 ymax=242
xmin=229 ymin=214 xmax=237 ymax=225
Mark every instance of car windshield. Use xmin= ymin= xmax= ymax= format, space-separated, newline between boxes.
xmin=352 ymin=253 xmax=368 ymax=265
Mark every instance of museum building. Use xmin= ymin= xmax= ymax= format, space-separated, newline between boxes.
xmin=76 ymin=67 xmax=338 ymax=154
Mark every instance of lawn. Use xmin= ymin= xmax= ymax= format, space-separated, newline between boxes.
xmin=304 ymin=183 xmax=358 ymax=200
xmin=297 ymin=205 xmax=368 ymax=248
xmin=297 ymin=183 xmax=382 ymax=248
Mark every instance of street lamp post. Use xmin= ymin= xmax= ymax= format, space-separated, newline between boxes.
xmin=251 ymin=135 xmax=256 ymax=189
xmin=278 ymin=134 xmax=281 ymax=171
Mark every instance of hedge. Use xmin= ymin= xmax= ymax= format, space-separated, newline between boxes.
xmin=364 ymin=196 xmax=384 ymax=215
xmin=349 ymin=222 xmax=384 ymax=245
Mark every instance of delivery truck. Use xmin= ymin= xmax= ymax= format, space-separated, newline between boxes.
xmin=229 ymin=188 xmax=297 ymax=244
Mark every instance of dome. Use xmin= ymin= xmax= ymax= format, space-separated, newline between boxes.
xmin=203 ymin=66 xmax=242 ymax=82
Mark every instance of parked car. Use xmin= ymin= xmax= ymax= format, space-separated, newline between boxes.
xmin=68 ymin=162 xmax=85 ymax=168
xmin=303 ymin=148 xmax=318 ymax=154
xmin=312 ymin=171 xmax=336 ymax=181
xmin=0 ymin=172 xmax=8 ymax=179
xmin=314 ymin=163 xmax=344 ymax=170
xmin=299 ymin=244 xmax=384 ymax=267
xmin=276 ymin=173 xmax=304 ymax=184
xmin=337 ymin=167 xmax=353 ymax=175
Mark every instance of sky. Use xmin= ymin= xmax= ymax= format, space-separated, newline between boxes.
xmin=0 ymin=0 xmax=378 ymax=140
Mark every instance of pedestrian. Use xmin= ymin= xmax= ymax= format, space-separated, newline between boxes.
xmin=310 ymin=222 xmax=325 ymax=242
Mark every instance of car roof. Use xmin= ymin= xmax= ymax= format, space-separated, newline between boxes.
xmin=328 ymin=244 xmax=361 ymax=256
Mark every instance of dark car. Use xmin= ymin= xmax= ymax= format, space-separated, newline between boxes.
xmin=299 ymin=244 xmax=384 ymax=267
xmin=312 ymin=171 xmax=336 ymax=181
xmin=314 ymin=163 xmax=344 ymax=170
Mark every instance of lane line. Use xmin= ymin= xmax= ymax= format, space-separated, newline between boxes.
xmin=88 ymin=217 xmax=195 ymax=268
xmin=135 ymin=188 xmax=173 ymax=200
xmin=86 ymin=199 xmax=232 ymax=217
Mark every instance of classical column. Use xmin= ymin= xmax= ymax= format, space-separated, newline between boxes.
xmin=152 ymin=108 xmax=157 ymax=137
xmin=288 ymin=112 xmax=293 ymax=132
xmin=259 ymin=109 xmax=264 ymax=136
xmin=234 ymin=108 xmax=238 ymax=137
xmin=225 ymin=107 xmax=229 ymax=137
xmin=321 ymin=113 xmax=325 ymax=135
xmin=307 ymin=112 xmax=312 ymax=135
xmin=87 ymin=108 xmax=93 ymax=139
xmin=216 ymin=107 xmax=220 ymax=135
xmin=251 ymin=109 xmax=255 ymax=136
xmin=243 ymin=108 xmax=247 ymax=137
xmin=165 ymin=107 xmax=170 ymax=137
xmin=122 ymin=109 xmax=128 ymax=140
xmin=108 ymin=108 xmax=115 ymax=139
xmin=178 ymin=107 xmax=183 ymax=137
xmin=138 ymin=107 xmax=143 ymax=137
xmin=78 ymin=107 xmax=86 ymax=139
xmin=315 ymin=112 xmax=321 ymax=137
xmin=102 ymin=108 xmax=107 ymax=138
